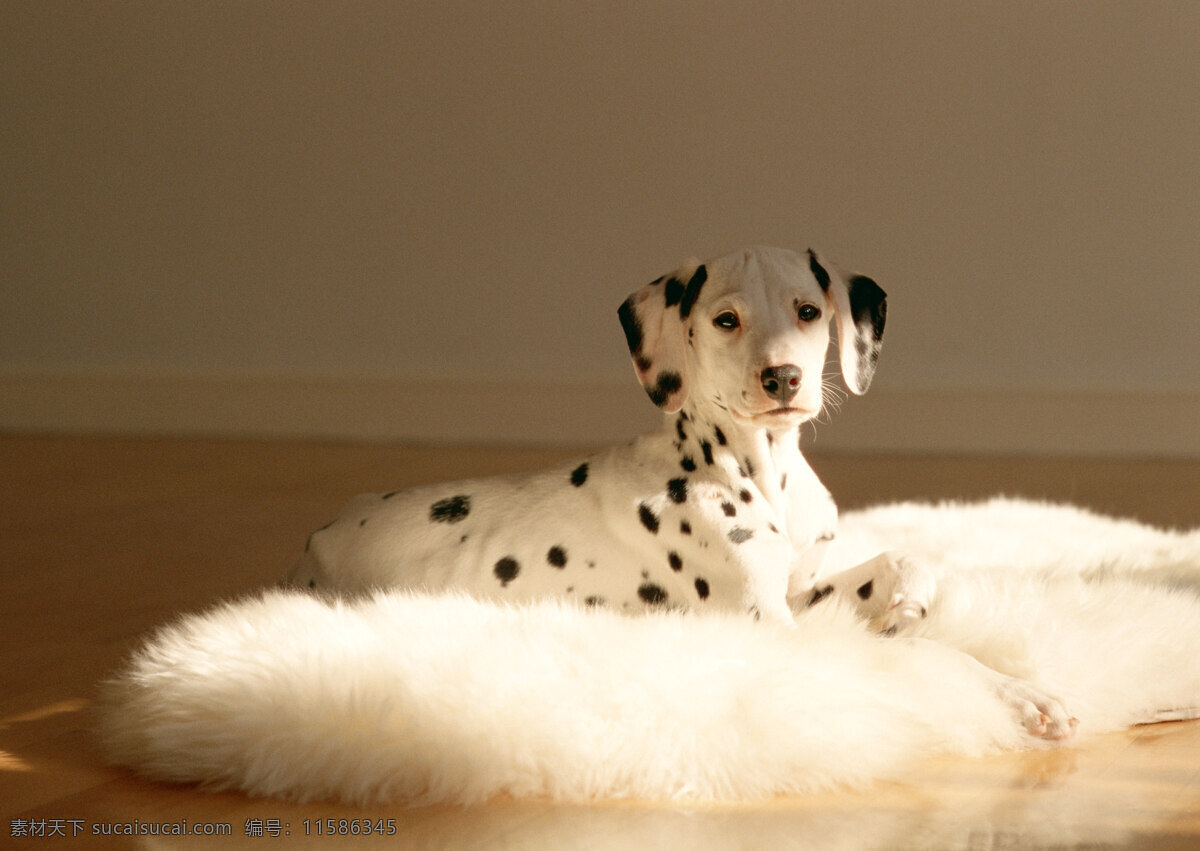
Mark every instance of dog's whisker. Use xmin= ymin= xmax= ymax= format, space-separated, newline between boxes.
xmin=812 ymin=372 xmax=847 ymax=426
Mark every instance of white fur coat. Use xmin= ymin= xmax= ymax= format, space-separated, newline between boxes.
xmin=98 ymin=499 xmax=1200 ymax=806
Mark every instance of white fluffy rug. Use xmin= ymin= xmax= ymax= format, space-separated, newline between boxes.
xmin=98 ymin=499 xmax=1200 ymax=806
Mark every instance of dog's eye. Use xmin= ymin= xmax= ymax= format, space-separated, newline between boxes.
xmin=797 ymin=303 xmax=821 ymax=323
xmin=713 ymin=311 xmax=740 ymax=331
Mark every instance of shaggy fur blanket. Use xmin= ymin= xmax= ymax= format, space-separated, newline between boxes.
xmin=98 ymin=499 xmax=1200 ymax=806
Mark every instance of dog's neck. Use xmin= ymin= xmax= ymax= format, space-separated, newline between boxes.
xmin=670 ymin=401 xmax=806 ymax=515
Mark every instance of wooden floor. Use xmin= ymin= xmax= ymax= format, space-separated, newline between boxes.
xmin=3 ymin=433 xmax=1200 ymax=849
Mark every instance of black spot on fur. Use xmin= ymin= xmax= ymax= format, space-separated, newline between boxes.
xmin=721 ymin=501 xmax=736 ymax=517
xmin=695 ymin=578 xmax=710 ymax=600
xmin=849 ymin=274 xmax=887 ymax=342
xmin=713 ymin=426 xmax=727 ymax=446
xmin=430 ymin=494 xmax=471 ymax=523
xmin=308 ymin=579 xmax=316 ymax=588
xmin=807 ymin=248 xmax=831 ymax=292
xmin=667 ymin=477 xmax=688 ymax=504
xmin=664 ymin=275 xmax=684 ymax=308
xmin=728 ymin=527 xmax=754 ymax=544
xmin=494 ymin=557 xmax=520 ymax=587
xmin=768 ymin=523 xmax=779 ymax=534
xmin=638 ymin=583 xmax=669 ymax=605
xmin=570 ymin=463 xmax=589 ymax=487
xmin=668 ymin=551 xmax=683 ymax=572
xmin=676 ymin=416 xmax=688 ymax=442
xmin=647 ymin=371 xmax=683 ymax=408
xmin=739 ymin=489 xmax=752 ymax=503
xmin=680 ymin=455 xmax=697 ymax=473
xmin=742 ymin=457 xmax=756 ymax=477
xmin=808 ymin=585 xmax=834 ymax=606
xmin=679 ymin=265 xmax=707 ymax=318
xmin=857 ymin=580 xmax=874 ymax=600
xmin=585 ymin=596 xmax=605 ymax=608
xmin=701 ymin=441 xmax=714 ymax=465
xmin=618 ymin=296 xmax=644 ymax=357
xmin=548 ymin=546 xmax=568 ymax=568
xmin=638 ymin=503 xmax=660 ymax=533
xmin=359 ymin=518 xmax=367 ymax=527
xmin=680 ymin=520 xmax=692 ymax=535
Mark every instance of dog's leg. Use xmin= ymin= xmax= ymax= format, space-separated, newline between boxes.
xmin=805 ymin=551 xmax=937 ymax=635
xmin=905 ymin=637 xmax=1079 ymax=740
xmin=800 ymin=560 xmax=1076 ymax=739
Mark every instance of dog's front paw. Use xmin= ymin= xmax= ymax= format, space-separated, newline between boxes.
xmin=994 ymin=674 xmax=1079 ymax=740
xmin=867 ymin=552 xmax=937 ymax=636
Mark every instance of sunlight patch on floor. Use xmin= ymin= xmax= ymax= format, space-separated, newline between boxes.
xmin=1 ymin=697 xmax=89 ymax=727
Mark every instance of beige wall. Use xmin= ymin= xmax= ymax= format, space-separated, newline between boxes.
xmin=2 ymin=2 xmax=1197 ymax=453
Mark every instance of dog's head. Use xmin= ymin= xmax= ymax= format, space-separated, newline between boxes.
xmin=618 ymin=245 xmax=886 ymax=426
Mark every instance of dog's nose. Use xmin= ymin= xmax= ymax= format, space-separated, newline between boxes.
xmin=760 ymin=365 xmax=802 ymax=404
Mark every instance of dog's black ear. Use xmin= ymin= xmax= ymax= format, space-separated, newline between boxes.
xmin=618 ymin=260 xmax=706 ymax=413
xmin=808 ymin=249 xmax=886 ymax=395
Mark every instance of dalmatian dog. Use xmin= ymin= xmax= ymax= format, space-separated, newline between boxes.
xmin=286 ymin=245 xmax=1075 ymax=740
